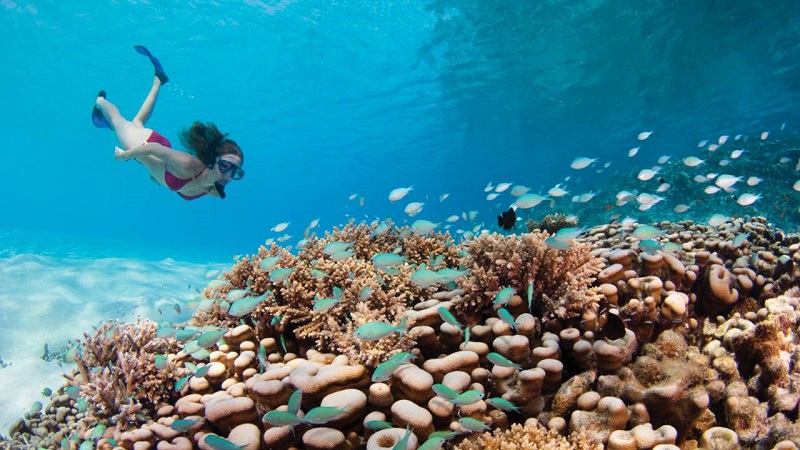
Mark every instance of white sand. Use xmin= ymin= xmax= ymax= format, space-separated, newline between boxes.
xmin=0 ymin=253 xmax=227 ymax=436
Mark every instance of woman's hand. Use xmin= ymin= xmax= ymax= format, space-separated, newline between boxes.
xmin=114 ymin=146 xmax=130 ymax=160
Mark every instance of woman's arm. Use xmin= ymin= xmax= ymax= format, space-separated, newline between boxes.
xmin=115 ymin=143 xmax=200 ymax=172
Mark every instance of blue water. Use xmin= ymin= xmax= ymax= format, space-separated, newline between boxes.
xmin=4 ymin=0 xmax=800 ymax=262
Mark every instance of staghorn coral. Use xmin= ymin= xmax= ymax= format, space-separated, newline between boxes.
xmin=454 ymin=421 xmax=602 ymax=450
xmin=64 ymin=318 xmax=184 ymax=430
xmin=453 ymin=232 xmax=604 ymax=324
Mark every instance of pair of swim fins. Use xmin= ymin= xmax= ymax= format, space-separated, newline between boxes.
xmin=92 ymin=45 xmax=169 ymax=128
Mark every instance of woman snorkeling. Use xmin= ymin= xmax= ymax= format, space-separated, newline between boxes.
xmin=92 ymin=46 xmax=244 ymax=200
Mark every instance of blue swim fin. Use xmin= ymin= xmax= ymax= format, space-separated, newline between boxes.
xmin=91 ymin=90 xmax=110 ymax=128
xmin=134 ymin=45 xmax=169 ymax=84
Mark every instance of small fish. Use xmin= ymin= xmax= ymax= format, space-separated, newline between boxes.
xmin=708 ymin=214 xmax=729 ymax=228
xmin=497 ymin=207 xmax=516 ymax=231
xmin=308 ymin=218 xmax=320 ymax=229
xmin=446 ymin=214 xmax=460 ymax=223
xmin=715 ymin=174 xmax=742 ymax=189
xmin=449 ymin=389 xmax=485 ymax=406
xmin=544 ymin=237 xmax=571 ymax=250
xmin=371 ymin=358 xmax=406 ymax=382
xmin=486 ymin=192 xmax=499 ymax=201
xmin=197 ymin=329 xmax=226 ymax=348
xmin=432 ymin=383 xmax=460 ymax=400
xmin=393 ymin=427 xmax=413 ymax=450
xmin=435 ymin=268 xmax=469 ymax=283
xmin=263 ymin=410 xmax=304 ymax=429
xmin=227 ymin=294 xmax=268 ymax=317
xmin=657 ymin=155 xmax=671 ymax=164
xmin=683 ymin=156 xmax=705 ymax=167
xmin=698 ymin=139 xmax=709 ymax=147
xmin=203 ymin=434 xmax=244 ymax=450
xmin=411 ymin=266 xmax=443 ymax=288
xmin=323 ymin=241 xmax=352 ymax=255
xmin=485 ymin=397 xmax=520 ymax=413
xmin=170 ymin=418 xmax=203 ymax=432
xmin=638 ymin=239 xmax=662 ymax=254
xmin=257 ymin=344 xmax=269 ymax=371
xmin=279 ymin=333 xmax=288 ymax=354
xmin=269 ymin=267 xmax=294 ymax=283
xmin=628 ymin=147 xmax=639 ymax=157
xmin=271 ymin=221 xmax=290 ymax=232
xmin=637 ymin=130 xmax=653 ymax=140
xmin=637 ymin=168 xmax=658 ymax=181
xmin=458 ymin=417 xmax=491 ymax=433
xmin=730 ymin=149 xmax=745 ymax=159
xmin=429 ymin=430 xmax=462 ymax=440
xmin=41 ymin=387 xmax=52 ymax=397
xmin=174 ymin=375 xmax=190 ymax=392
xmin=389 ymin=186 xmax=413 ymax=203
xmin=437 ymin=307 xmax=463 ymax=329
xmin=761 ymin=131 xmax=769 ymax=140
xmin=570 ymin=157 xmax=597 ymax=170
xmin=439 ymin=193 xmax=449 ymax=202
xmin=495 ymin=182 xmax=512 ymax=193
xmin=747 ymin=176 xmax=762 ymax=186
xmin=487 ymin=352 xmax=522 ymax=370
xmin=497 ymin=308 xmax=517 ymax=331
xmin=463 ymin=326 xmax=470 ymax=346
xmin=527 ymin=280 xmax=534 ymax=312
xmin=348 ymin=193 xmax=358 ymax=200
xmin=732 ymin=232 xmax=750 ymax=248
xmin=313 ymin=296 xmax=340 ymax=312
xmin=736 ymin=193 xmax=761 ymax=206
xmin=554 ymin=227 xmax=584 ymax=242
xmin=90 ymin=423 xmax=108 ymax=441
xmin=354 ymin=318 xmax=408 ymax=341
xmin=310 ymin=269 xmax=329 ymax=279
xmin=331 ymin=250 xmax=355 ymax=261
xmin=596 ymin=312 xmax=626 ymax=340
xmin=418 ymin=437 xmax=447 ymax=450
xmin=411 ymin=219 xmax=440 ymax=235
xmin=301 ymin=406 xmax=348 ymax=425
xmin=195 ymin=365 xmax=211 ymax=378
xmin=154 ymin=354 xmax=168 ymax=370
xmin=404 ymin=201 xmax=425 ymax=216
xmin=673 ymin=204 xmax=689 ymax=213
xmin=365 ymin=420 xmax=393 ymax=430
xmin=287 ymin=389 xmax=302 ymax=415
xmin=493 ymin=287 xmax=515 ymax=308
xmin=510 ymin=185 xmax=529 ymax=196
xmin=631 ymin=225 xmax=661 ymax=239
xmin=718 ymin=135 xmax=728 ymax=145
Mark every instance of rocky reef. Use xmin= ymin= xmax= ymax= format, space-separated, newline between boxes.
xmin=2 ymin=217 xmax=800 ymax=450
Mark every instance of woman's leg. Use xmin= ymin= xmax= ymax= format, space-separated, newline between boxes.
xmin=95 ymin=95 xmax=152 ymax=149
xmin=132 ymin=76 xmax=162 ymax=127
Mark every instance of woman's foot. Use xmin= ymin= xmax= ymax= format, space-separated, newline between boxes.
xmin=92 ymin=91 xmax=111 ymax=128
xmin=134 ymin=45 xmax=169 ymax=84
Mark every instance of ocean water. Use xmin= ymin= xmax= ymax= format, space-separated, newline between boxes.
xmin=2 ymin=0 xmax=800 ymax=438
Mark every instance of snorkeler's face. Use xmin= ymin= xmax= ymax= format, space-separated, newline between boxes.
xmin=214 ymin=155 xmax=244 ymax=184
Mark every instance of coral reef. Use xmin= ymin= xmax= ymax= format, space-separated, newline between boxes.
xmin=3 ymin=217 xmax=800 ymax=450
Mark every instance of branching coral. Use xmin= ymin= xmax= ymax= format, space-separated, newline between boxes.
xmin=453 ymin=232 xmax=604 ymax=324
xmin=64 ymin=318 xmax=184 ymax=429
xmin=453 ymin=421 xmax=603 ymax=450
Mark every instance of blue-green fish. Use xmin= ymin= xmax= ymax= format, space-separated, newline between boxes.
xmin=371 ymin=358 xmax=405 ymax=382
xmin=732 ymin=232 xmax=750 ymax=248
xmin=365 ymin=419 xmax=393 ymax=430
xmin=157 ymin=325 xmax=178 ymax=339
xmin=437 ymin=307 xmax=463 ymax=330
xmin=493 ymin=287 xmax=515 ymax=308
xmin=354 ymin=317 xmax=407 ymax=341
xmin=487 ymin=352 xmax=522 ymax=370
xmin=449 ymin=389 xmax=484 ymax=406
xmin=410 ymin=265 xmax=443 ymax=288
xmin=632 ymin=225 xmax=662 ymax=240
xmin=41 ymin=387 xmax=52 ymax=397
xmin=197 ymin=329 xmax=226 ymax=348
xmin=432 ymin=383 xmax=460 ymax=401
xmin=458 ymin=417 xmax=491 ymax=433
xmin=287 ymin=389 xmax=302 ymax=415
xmin=90 ymin=423 xmax=107 ymax=441
xmin=154 ymin=354 xmax=168 ymax=370
xmin=429 ymin=430 xmax=461 ymax=440
xmin=66 ymin=386 xmax=80 ymax=400
xmin=259 ymin=256 xmax=281 ymax=272
xmin=203 ymin=434 xmax=244 ymax=450
xmin=269 ymin=267 xmax=294 ymax=283
xmin=486 ymin=397 xmax=520 ymax=413
xmin=310 ymin=268 xmax=329 ymax=279
xmin=225 ymin=289 xmax=251 ymax=302
xmin=527 ymin=280 xmax=534 ymax=312
xmin=496 ymin=308 xmax=517 ymax=331
xmin=386 ymin=352 xmax=417 ymax=365
xmin=323 ymin=241 xmax=352 ymax=255
xmin=263 ymin=410 xmax=304 ymax=428
xmin=227 ymin=294 xmax=268 ymax=317
xmin=372 ymin=222 xmax=391 ymax=237
xmin=258 ymin=345 xmax=268 ymax=372
xmin=372 ymin=253 xmax=407 ymax=270
xmin=170 ymin=418 xmax=203 ymax=432
xmin=435 ymin=268 xmax=469 ymax=283
xmin=331 ymin=250 xmax=355 ymax=261
xmin=544 ymin=237 xmax=571 ymax=250
xmin=79 ymin=441 xmax=93 ymax=450
xmin=554 ymin=226 xmax=585 ymax=242
xmin=175 ymin=327 xmax=200 ymax=342
xmin=195 ymin=365 xmax=211 ymax=378
xmin=638 ymin=239 xmax=662 ymax=254
xmin=393 ymin=427 xmax=412 ymax=450
xmin=418 ymin=437 xmax=447 ymax=450
xmin=28 ymin=401 xmax=43 ymax=416
xmin=270 ymin=315 xmax=282 ymax=326
xmin=174 ymin=375 xmax=190 ymax=392
xmin=411 ymin=219 xmax=440 ymax=235
xmin=301 ymin=406 xmax=348 ymax=425
xmin=359 ymin=286 xmax=374 ymax=300
xmin=463 ymin=326 xmax=470 ymax=346
xmin=313 ymin=296 xmax=340 ymax=312
xmin=279 ymin=334 xmax=288 ymax=354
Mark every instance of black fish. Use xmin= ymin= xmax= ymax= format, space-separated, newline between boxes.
xmin=596 ymin=311 xmax=626 ymax=341
xmin=497 ymin=207 xmax=516 ymax=231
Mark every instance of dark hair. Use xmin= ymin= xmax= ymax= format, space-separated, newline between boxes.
xmin=179 ymin=122 xmax=243 ymax=167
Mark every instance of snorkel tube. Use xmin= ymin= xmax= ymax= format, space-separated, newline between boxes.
xmin=214 ymin=182 xmax=226 ymax=199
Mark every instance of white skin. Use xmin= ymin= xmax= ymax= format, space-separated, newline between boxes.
xmin=95 ymin=76 xmax=242 ymax=198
